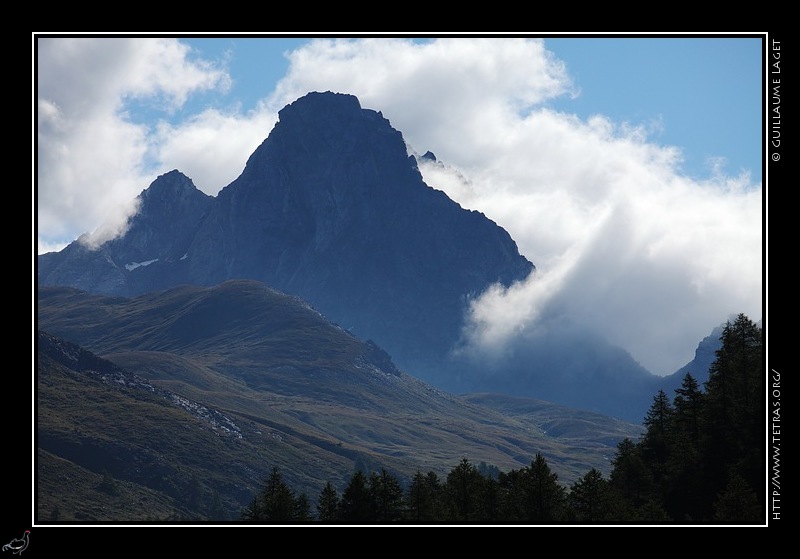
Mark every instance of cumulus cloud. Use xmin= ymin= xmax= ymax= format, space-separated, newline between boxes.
xmin=36 ymin=37 xmax=233 ymax=252
xmin=421 ymin=117 xmax=761 ymax=376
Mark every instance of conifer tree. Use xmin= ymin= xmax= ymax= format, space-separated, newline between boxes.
xmin=295 ymin=493 xmax=313 ymax=522
xmin=608 ymin=313 xmax=766 ymax=524
xmin=520 ymin=453 xmax=566 ymax=523
xmin=497 ymin=467 xmax=525 ymax=522
xmin=609 ymin=437 xmax=653 ymax=513
xmin=664 ymin=373 xmax=705 ymax=520
xmin=640 ymin=389 xmax=674 ymax=490
xmin=338 ymin=470 xmax=373 ymax=523
xmin=406 ymin=471 xmax=441 ymax=523
xmin=316 ymin=481 xmax=340 ymax=523
xmin=444 ymin=458 xmax=485 ymax=522
xmin=567 ymin=468 xmax=614 ymax=523
xmin=608 ymin=437 xmax=674 ymax=522
xmin=368 ymin=469 xmax=404 ymax=523
xmin=479 ymin=476 xmax=502 ymax=523
xmin=702 ymin=313 xmax=764 ymax=510
xmin=241 ymin=466 xmax=297 ymax=523
xmin=713 ymin=472 xmax=763 ymax=524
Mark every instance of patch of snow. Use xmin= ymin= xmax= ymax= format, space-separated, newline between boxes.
xmin=125 ymin=258 xmax=159 ymax=271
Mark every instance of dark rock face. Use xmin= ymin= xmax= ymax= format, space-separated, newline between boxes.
xmin=196 ymin=92 xmax=533 ymax=370
xmin=38 ymin=242 xmax=131 ymax=296
xmin=38 ymin=170 xmax=213 ymax=296
xmin=37 ymin=91 xmax=533 ymax=378
xmin=107 ymin=170 xmax=214 ymax=265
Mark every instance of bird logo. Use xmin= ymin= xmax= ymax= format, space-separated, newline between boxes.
xmin=2 ymin=531 xmax=29 ymax=555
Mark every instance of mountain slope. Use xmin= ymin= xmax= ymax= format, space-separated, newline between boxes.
xmin=37 ymin=330 xmax=252 ymax=521
xmin=36 ymin=281 xmax=643 ymax=521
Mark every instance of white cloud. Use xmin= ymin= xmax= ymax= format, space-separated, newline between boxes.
xmin=416 ymin=120 xmax=761 ymax=375
xmin=151 ymin=107 xmax=276 ymax=194
xmin=269 ymin=38 xmax=573 ymax=160
xmin=36 ymin=37 xmax=231 ymax=251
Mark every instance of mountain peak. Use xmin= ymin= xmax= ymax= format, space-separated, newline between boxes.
xmin=145 ymin=169 xmax=207 ymax=206
xmin=278 ymin=91 xmax=363 ymax=122
xmin=38 ymin=91 xmax=533 ymax=388
xmin=239 ymin=91 xmax=408 ymax=193
xmin=107 ymin=170 xmax=213 ymax=262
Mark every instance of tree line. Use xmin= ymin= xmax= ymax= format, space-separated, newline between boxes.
xmin=240 ymin=314 xmax=764 ymax=524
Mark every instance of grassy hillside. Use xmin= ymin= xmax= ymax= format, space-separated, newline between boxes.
xmin=36 ymin=281 xmax=642 ymax=522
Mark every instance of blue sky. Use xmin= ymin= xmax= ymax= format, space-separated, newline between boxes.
xmin=545 ymin=37 xmax=762 ymax=178
xmin=121 ymin=35 xmax=763 ymax=181
xmin=35 ymin=34 xmax=765 ymax=376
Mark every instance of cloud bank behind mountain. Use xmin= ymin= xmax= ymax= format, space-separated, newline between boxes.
xmin=35 ymin=36 xmax=763 ymax=376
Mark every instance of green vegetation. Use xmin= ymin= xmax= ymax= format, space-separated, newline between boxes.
xmin=237 ymin=454 xmax=624 ymax=524
xmin=238 ymin=314 xmax=765 ymax=524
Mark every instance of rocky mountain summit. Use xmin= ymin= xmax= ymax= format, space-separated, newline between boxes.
xmin=38 ymin=91 xmax=533 ymax=382
xmin=38 ymin=170 xmax=213 ymax=295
